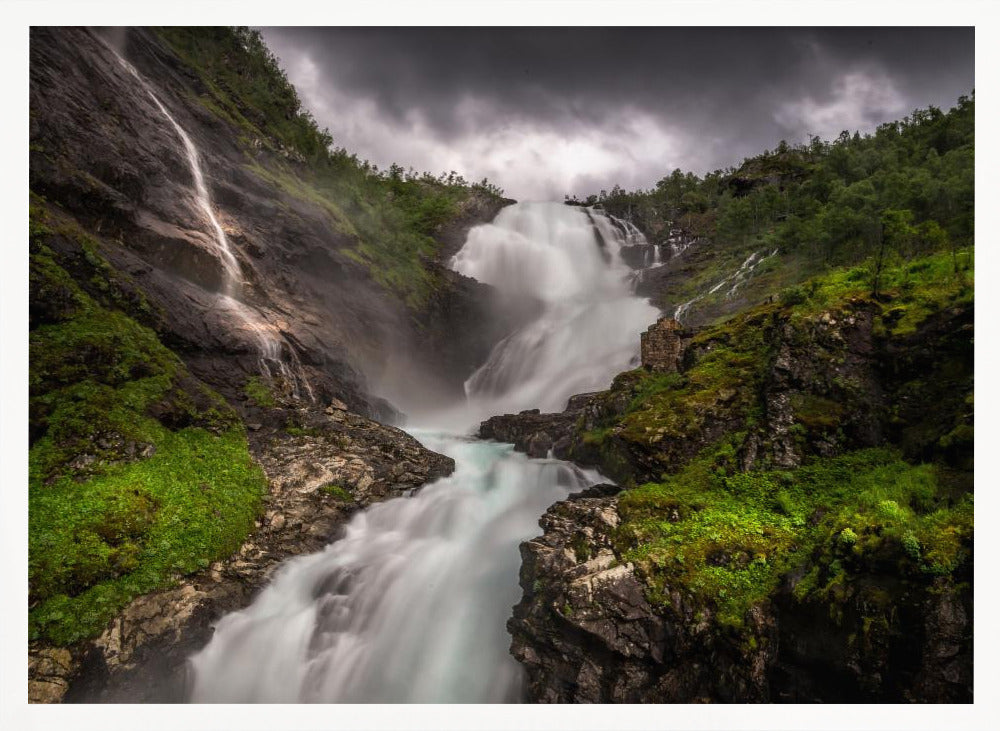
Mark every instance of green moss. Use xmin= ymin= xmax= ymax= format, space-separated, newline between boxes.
xmin=581 ymin=426 xmax=613 ymax=445
xmin=570 ymin=533 xmax=591 ymax=563
xmin=29 ymin=207 xmax=265 ymax=646
xmin=243 ymin=375 xmax=276 ymax=408
xmin=285 ymin=422 xmax=322 ymax=437
xmin=792 ymin=394 xmax=846 ymax=431
xmin=320 ymin=484 xmax=353 ymax=502
xmin=244 ymin=160 xmax=358 ymax=236
xmin=618 ymin=446 xmax=972 ymax=630
xmin=783 ymin=247 xmax=973 ymax=333
xmin=30 ymin=426 xmax=266 ymax=645
xmin=152 ymin=27 xmax=507 ymax=311
xmin=604 ymin=312 xmax=772 ymax=458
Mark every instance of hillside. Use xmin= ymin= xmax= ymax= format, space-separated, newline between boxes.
xmin=28 ymin=26 xmax=512 ymax=701
xmin=574 ymin=95 xmax=974 ymax=328
xmin=480 ymin=92 xmax=974 ymax=705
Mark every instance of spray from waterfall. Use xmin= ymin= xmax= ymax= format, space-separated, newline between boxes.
xmin=108 ymin=44 xmax=312 ymax=400
xmin=112 ymin=53 xmax=242 ymax=293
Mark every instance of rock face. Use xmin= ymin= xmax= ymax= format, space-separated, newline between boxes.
xmin=28 ymin=27 xmax=511 ymax=703
xmin=512 ymin=489 xmax=972 ymax=703
xmin=640 ymin=317 xmax=686 ymax=373
xmin=29 ymin=27 xmax=511 ymax=415
xmin=509 ymin=489 xmax=775 ymax=703
xmin=478 ymin=394 xmax=598 ymax=458
xmin=38 ymin=402 xmax=454 ymax=703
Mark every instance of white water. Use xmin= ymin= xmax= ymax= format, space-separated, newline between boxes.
xmin=112 ymin=49 xmax=312 ymax=399
xmin=113 ymin=54 xmax=242 ymax=293
xmin=189 ymin=202 xmax=660 ymax=702
xmin=673 ymin=248 xmax=778 ymax=323
xmin=190 ymin=434 xmax=602 ymax=702
xmin=454 ymin=203 xmax=659 ymax=416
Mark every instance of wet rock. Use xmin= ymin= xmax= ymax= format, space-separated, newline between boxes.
xmin=479 ymin=393 xmax=599 ymax=459
xmin=30 ymin=27 xmax=511 ymax=420
xmin=28 ymin=648 xmax=76 ymax=704
xmin=509 ymin=491 xmax=776 ymax=702
xmin=511 ymin=301 xmax=973 ymax=703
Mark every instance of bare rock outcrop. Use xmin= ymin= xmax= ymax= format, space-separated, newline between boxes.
xmin=509 ymin=488 xmax=775 ymax=703
xmin=640 ymin=317 xmax=686 ymax=373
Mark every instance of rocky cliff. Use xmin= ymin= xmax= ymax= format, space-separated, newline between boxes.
xmin=488 ymin=251 xmax=973 ymax=702
xmin=30 ymin=27 xmax=514 ymax=413
xmin=28 ymin=26 xmax=513 ymax=702
xmin=28 ymin=26 xmax=975 ymax=706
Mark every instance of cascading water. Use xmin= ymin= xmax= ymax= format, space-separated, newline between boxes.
xmin=454 ymin=203 xmax=659 ymax=415
xmin=188 ymin=202 xmax=660 ymax=702
xmin=112 ymin=48 xmax=312 ymax=400
xmin=673 ymin=248 xmax=778 ymax=324
xmin=113 ymin=53 xmax=242 ymax=294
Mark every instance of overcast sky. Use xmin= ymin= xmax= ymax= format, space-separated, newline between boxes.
xmin=260 ymin=27 xmax=974 ymax=201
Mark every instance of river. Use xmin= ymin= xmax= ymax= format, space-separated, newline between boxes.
xmin=189 ymin=201 xmax=659 ymax=702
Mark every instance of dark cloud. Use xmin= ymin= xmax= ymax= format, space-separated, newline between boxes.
xmin=260 ymin=27 xmax=974 ymax=200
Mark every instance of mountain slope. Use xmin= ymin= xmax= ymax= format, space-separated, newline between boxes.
xmin=28 ymin=26 xmax=512 ymax=701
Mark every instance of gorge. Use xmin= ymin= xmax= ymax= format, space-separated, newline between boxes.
xmin=26 ymin=26 xmax=973 ymax=708
xmin=188 ymin=201 xmax=656 ymax=703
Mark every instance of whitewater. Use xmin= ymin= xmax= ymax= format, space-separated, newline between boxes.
xmin=189 ymin=202 xmax=660 ymax=702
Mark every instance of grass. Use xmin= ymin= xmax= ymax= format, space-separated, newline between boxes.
xmin=243 ymin=375 xmax=276 ymax=408
xmin=779 ymin=246 xmax=974 ymax=334
xmin=30 ymin=426 xmax=266 ymax=645
xmin=584 ymin=245 xmax=973 ymax=473
xmin=617 ymin=447 xmax=972 ymax=629
xmin=585 ymin=308 xmax=772 ymax=464
xmin=153 ymin=27 xmax=505 ymax=310
xmin=588 ymin=245 xmax=973 ymax=634
xmin=320 ymin=483 xmax=353 ymax=502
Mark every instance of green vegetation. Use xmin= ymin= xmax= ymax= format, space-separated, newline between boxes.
xmin=243 ymin=375 xmax=276 ymax=408
xmin=580 ymin=305 xmax=775 ymax=473
xmin=578 ymin=240 xmax=972 ymax=637
xmin=578 ymin=99 xmax=975 ymax=640
xmin=618 ymin=447 xmax=972 ymax=629
xmin=581 ymin=95 xmax=973 ymax=317
xmin=778 ymin=246 xmax=973 ymax=336
xmin=583 ymin=244 xmax=972 ymax=472
xmin=154 ymin=27 xmax=508 ymax=307
xmin=30 ymin=428 xmax=266 ymax=645
xmin=29 ymin=204 xmax=266 ymax=646
xmin=284 ymin=421 xmax=322 ymax=438
xmin=320 ymin=484 xmax=353 ymax=502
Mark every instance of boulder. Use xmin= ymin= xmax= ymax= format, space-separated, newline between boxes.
xmin=640 ymin=317 xmax=685 ymax=373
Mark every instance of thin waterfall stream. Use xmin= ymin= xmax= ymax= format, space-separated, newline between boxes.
xmin=111 ymin=47 xmax=313 ymax=399
xmin=189 ymin=203 xmax=659 ymax=702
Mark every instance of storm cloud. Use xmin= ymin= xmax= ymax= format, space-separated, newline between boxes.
xmin=260 ymin=27 xmax=974 ymax=200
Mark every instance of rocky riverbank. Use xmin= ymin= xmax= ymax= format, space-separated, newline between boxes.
xmin=31 ymin=400 xmax=454 ymax=703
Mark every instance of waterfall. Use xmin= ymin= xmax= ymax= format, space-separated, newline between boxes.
xmin=188 ymin=202 xmax=659 ymax=702
xmin=673 ymin=248 xmax=778 ymax=323
xmin=453 ymin=203 xmax=659 ymax=415
xmin=112 ymin=54 xmax=242 ymax=294
xmin=111 ymin=48 xmax=312 ymax=400
xmin=190 ymin=433 xmax=602 ymax=703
